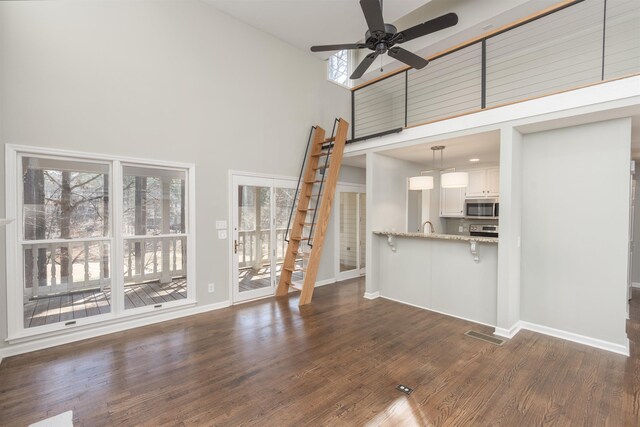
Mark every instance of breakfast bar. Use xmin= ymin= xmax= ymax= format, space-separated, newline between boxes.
xmin=373 ymin=231 xmax=499 ymax=326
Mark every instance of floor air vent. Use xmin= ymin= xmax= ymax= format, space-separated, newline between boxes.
xmin=464 ymin=330 xmax=505 ymax=346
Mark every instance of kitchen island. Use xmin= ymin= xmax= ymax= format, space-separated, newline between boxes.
xmin=372 ymin=231 xmax=498 ymax=326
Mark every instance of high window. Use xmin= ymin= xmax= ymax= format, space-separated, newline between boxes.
xmin=6 ymin=146 xmax=194 ymax=339
xmin=327 ymin=49 xmax=351 ymax=87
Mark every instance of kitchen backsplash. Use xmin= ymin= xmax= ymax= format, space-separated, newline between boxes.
xmin=443 ymin=218 xmax=499 ymax=235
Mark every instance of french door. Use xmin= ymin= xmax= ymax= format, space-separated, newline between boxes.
xmin=335 ymin=185 xmax=366 ymax=281
xmin=231 ymin=175 xmax=296 ymax=303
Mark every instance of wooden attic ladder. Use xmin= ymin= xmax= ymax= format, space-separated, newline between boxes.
xmin=275 ymin=118 xmax=349 ymax=305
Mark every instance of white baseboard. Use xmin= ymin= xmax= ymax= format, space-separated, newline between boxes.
xmin=632 ymin=282 xmax=640 ymax=289
xmin=363 ymin=291 xmax=380 ymax=300
xmin=316 ymin=278 xmax=337 ymax=287
xmin=379 ymin=295 xmax=496 ymax=328
xmin=0 ymin=300 xmax=231 ymax=362
xmin=494 ymin=322 xmax=523 ymax=339
xmin=515 ymin=321 xmax=629 ymax=356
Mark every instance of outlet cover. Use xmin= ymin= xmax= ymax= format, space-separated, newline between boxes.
xmin=216 ymin=220 xmax=227 ymax=230
xmin=208 ymin=283 xmax=214 ymax=293
xmin=458 ymin=225 xmax=464 ymax=233
xmin=218 ymin=229 xmax=227 ymax=239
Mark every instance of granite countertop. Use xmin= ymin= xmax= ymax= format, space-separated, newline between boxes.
xmin=373 ymin=230 xmax=499 ymax=244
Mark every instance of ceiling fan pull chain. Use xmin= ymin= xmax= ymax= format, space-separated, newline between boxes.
xmin=380 ymin=54 xmax=384 ymax=73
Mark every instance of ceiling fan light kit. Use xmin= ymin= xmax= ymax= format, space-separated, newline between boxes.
xmin=310 ymin=0 xmax=458 ymax=79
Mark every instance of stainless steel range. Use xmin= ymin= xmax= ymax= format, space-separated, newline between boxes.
xmin=469 ymin=224 xmax=499 ymax=238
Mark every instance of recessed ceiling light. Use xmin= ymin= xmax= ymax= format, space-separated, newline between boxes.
xmin=469 ymin=158 xmax=480 ymax=162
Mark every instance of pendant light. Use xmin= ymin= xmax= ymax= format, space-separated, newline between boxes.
xmin=437 ymin=146 xmax=468 ymax=189
xmin=409 ymin=175 xmax=433 ymax=190
xmin=408 ymin=146 xmax=438 ymax=190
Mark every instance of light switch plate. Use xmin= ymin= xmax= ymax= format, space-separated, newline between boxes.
xmin=216 ymin=220 xmax=227 ymax=230
xmin=218 ymin=229 xmax=227 ymax=239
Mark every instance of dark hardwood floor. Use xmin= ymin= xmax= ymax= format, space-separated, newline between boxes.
xmin=1 ymin=279 xmax=639 ymax=426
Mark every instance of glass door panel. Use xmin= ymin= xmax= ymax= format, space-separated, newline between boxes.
xmin=235 ymin=183 xmax=273 ymax=300
xmin=122 ymin=166 xmax=188 ymax=310
xmin=274 ymin=186 xmax=301 ymax=286
xmin=21 ymin=156 xmax=111 ymax=328
xmin=339 ymin=192 xmax=359 ymax=273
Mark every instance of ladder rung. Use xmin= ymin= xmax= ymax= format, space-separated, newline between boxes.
xmin=311 ymin=152 xmax=331 ymax=157
xmin=297 ymin=207 xmax=316 ymax=212
xmin=322 ymin=137 xmax=335 ymax=144
xmin=289 ymin=282 xmax=303 ymax=291
xmin=313 ymin=164 xmax=330 ymax=171
xmin=284 ymin=266 xmax=306 ymax=273
xmin=303 ymin=180 xmax=323 ymax=184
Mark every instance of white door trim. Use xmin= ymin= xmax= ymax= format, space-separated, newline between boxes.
xmin=334 ymin=184 xmax=366 ymax=281
xmin=229 ymin=172 xmax=298 ymax=304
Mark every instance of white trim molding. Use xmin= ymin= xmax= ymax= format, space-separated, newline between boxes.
xmin=632 ymin=282 xmax=640 ymax=289
xmin=493 ymin=320 xmax=629 ymax=356
xmin=518 ymin=321 xmax=629 ymax=356
xmin=363 ymin=291 xmax=380 ymax=300
xmin=0 ymin=300 xmax=231 ymax=361
xmin=494 ymin=322 xmax=523 ymax=339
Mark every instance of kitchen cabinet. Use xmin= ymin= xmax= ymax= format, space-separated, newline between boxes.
xmin=464 ymin=167 xmax=500 ymax=198
xmin=440 ymin=186 xmax=465 ymax=217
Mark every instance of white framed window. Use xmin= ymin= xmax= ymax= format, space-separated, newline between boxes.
xmin=5 ymin=145 xmax=196 ymax=341
xmin=327 ymin=49 xmax=352 ymax=88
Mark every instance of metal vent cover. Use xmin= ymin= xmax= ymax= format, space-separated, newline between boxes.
xmin=464 ymin=330 xmax=505 ymax=346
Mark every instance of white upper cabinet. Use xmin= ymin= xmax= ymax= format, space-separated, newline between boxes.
xmin=440 ymin=186 xmax=465 ymax=217
xmin=486 ymin=167 xmax=500 ymax=197
xmin=464 ymin=167 xmax=500 ymax=199
xmin=465 ymin=169 xmax=486 ymax=198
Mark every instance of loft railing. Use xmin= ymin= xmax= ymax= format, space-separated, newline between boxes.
xmin=351 ymin=0 xmax=640 ymax=140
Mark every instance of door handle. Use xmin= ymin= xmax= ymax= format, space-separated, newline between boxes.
xmin=234 ymin=240 xmax=243 ymax=254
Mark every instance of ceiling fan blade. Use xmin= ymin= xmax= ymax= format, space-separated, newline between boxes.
xmin=360 ymin=0 xmax=386 ymax=35
xmin=310 ymin=43 xmax=367 ymax=52
xmin=395 ymin=12 xmax=459 ymax=43
xmin=388 ymin=47 xmax=429 ymax=70
xmin=350 ymin=52 xmax=379 ymax=80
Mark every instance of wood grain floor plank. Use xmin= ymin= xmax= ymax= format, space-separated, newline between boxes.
xmin=1 ymin=280 xmax=639 ymax=426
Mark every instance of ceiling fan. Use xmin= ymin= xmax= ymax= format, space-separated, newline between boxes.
xmin=311 ymin=0 xmax=458 ymax=80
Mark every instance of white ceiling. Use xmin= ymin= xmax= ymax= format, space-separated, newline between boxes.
xmin=204 ymin=0 xmax=563 ymax=81
xmin=342 ymin=130 xmax=500 ymax=168
xmin=203 ymin=0 xmax=426 ymax=59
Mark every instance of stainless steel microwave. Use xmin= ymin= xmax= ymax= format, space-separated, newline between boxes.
xmin=465 ymin=199 xmax=499 ymax=218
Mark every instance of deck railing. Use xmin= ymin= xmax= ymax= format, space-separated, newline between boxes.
xmin=23 ymin=235 xmax=187 ymax=300
xmin=237 ymin=228 xmax=289 ymax=269
xmin=351 ymin=0 xmax=640 ymax=140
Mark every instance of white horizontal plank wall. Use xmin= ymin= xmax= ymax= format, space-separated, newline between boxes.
xmin=354 ymin=73 xmax=405 ymax=138
xmin=604 ymin=0 xmax=640 ymax=80
xmin=407 ymin=43 xmax=482 ymax=126
xmin=520 ymin=118 xmax=631 ymax=348
xmin=486 ymin=0 xmax=604 ymax=107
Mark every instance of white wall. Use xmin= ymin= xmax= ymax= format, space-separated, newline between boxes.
xmin=0 ymin=1 xmax=351 ymax=348
xmin=520 ymin=118 xmax=632 ymax=346
xmin=632 ymin=180 xmax=640 ymax=285
xmin=365 ymin=152 xmax=422 ymax=294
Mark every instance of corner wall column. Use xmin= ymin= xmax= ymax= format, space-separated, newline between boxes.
xmin=495 ymin=126 xmax=523 ymax=337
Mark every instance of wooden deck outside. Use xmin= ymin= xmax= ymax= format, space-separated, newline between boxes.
xmin=23 ymin=279 xmax=187 ymax=328
xmin=239 ymin=263 xmax=303 ymax=292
